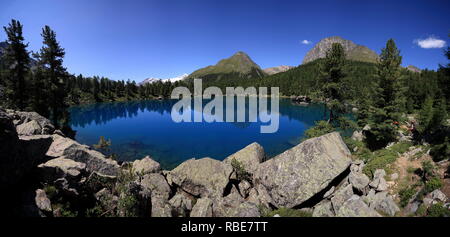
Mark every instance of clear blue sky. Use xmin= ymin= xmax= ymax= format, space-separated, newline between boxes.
xmin=1 ymin=0 xmax=449 ymax=82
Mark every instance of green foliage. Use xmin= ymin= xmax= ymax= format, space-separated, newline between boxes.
xmin=304 ymin=120 xmax=335 ymax=140
xmin=399 ymin=187 xmax=416 ymax=208
xmin=421 ymin=160 xmax=436 ymax=180
xmin=262 ymin=207 xmax=312 ymax=217
xmin=230 ymin=158 xmax=251 ymax=181
xmin=43 ymin=185 xmax=58 ymax=200
xmin=320 ymin=43 xmax=347 ymax=122
xmin=430 ymin=138 xmax=450 ymax=162
xmin=362 ymin=142 xmax=412 ymax=177
xmin=363 ymin=39 xmax=407 ymax=150
xmin=415 ymin=204 xmax=428 ymax=216
xmin=2 ymin=19 xmax=30 ymax=110
xmin=427 ymin=202 xmax=450 ymax=217
xmin=424 ymin=177 xmax=442 ymax=193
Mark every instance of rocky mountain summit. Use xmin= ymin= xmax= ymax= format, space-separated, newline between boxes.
xmin=263 ymin=65 xmax=294 ymax=75
xmin=302 ymin=36 xmax=379 ymax=64
xmin=1 ymin=108 xmax=423 ymax=217
xmin=139 ymin=73 xmax=189 ymax=86
xmin=406 ymin=65 xmax=421 ymax=73
xmin=188 ymin=51 xmax=266 ymax=80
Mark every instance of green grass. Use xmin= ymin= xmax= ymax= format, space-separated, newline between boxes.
xmin=362 ymin=141 xmax=412 ymax=177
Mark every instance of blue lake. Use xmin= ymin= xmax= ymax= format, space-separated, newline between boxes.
xmin=69 ymin=98 xmax=329 ymax=169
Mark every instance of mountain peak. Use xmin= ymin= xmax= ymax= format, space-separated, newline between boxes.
xmin=188 ymin=51 xmax=266 ymax=79
xmin=302 ymin=36 xmax=378 ymax=64
xmin=264 ymin=65 xmax=294 ymax=75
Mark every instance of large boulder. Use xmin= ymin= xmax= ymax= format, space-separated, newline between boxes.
xmin=37 ymin=157 xmax=86 ymax=182
xmin=132 ymin=156 xmax=161 ymax=175
xmin=47 ymin=134 xmax=119 ymax=177
xmin=190 ymin=198 xmax=213 ymax=217
xmin=169 ymin=193 xmax=193 ymax=217
xmin=19 ymin=135 xmax=53 ymax=162
xmin=331 ymin=184 xmax=354 ymax=212
xmin=14 ymin=111 xmax=55 ymax=134
xmin=167 ymin=158 xmax=233 ymax=198
xmin=367 ymin=191 xmax=399 ymax=217
xmin=140 ymin=173 xmax=172 ymax=217
xmin=16 ymin=120 xmax=42 ymax=136
xmin=212 ymin=186 xmax=260 ymax=217
xmin=369 ymin=169 xmax=388 ymax=191
xmin=336 ymin=195 xmax=381 ymax=217
xmin=35 ymin=189 xmax=52 ymax=213
xmin=348 ymin=171 xmax=370 ymax=193
xmin=313 ymin=200 xmax=335 ymax=217
xmin=223 ymin=142 xmax=265 ymax=176
xmin=254 ymin=132 xmax=352 ymax=208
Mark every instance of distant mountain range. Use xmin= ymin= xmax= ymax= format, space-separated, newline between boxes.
xmin=139 ymin=73 xmax=188 ymax=85
xmin=187 ymin=51 xmax=266 ymax=81
xmin=263 ymin=65 xmax=294 ymax=75
xmin=302 ymin=36 xmax=379 ymax=64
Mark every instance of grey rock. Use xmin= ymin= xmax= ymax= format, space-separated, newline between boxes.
xmin=368 ymin=192 xmax=400 ymax=216
xmin=430 ymin=189 xmax=447 ymax=203
xmin=331 ymin=184 xmax=354 ymax=212
xmin=212 ymin=187 xmax=260 ymax=217
xmin=169 ymin=193 xmax=193 ymax=216
xmin=167 ymin=157 xmax=233 ymax=198
xmin=246 ymin=184 xmax=273 ymax=208
xmin=140 ymin=173 xmax=172 ymax=217
xmin=323 ymin=186 xmax=335 ymax=199
xmin=369 ymin=169 xmax=388 ymax=191
xmin=313 ymin=200 xmax=335 ymax=217
xmin=16 ymin=120 xmax=42 ymax=136
xmin=140 ymin=173 xmax=171 ymax=201
xmin=263 ymin=65 xmax=294 ymax=75
xmin=336 ymin=195 xmax=381 ymax=217
xmin=15 ymin=111 xmax=55 ymax=134
xmin=302 ymin=36 xmax=378 ymax=64
xmin=190 ymin=198 xmax=213 ymax=217
xmin=63 ymin=143 xmax=120 ymax=176
xmin=223 ymin=142 xmax=265 ymax=176
xmin=255 ymin=132 xmax=351 ymax=208
xmin=38 ymin=157 xmax=86 ymax=182
xmin=132 ymin=156 xmax=161 ymax=175
xmin=35 ymin=189 xmax=52 ymax=213
xmin=238 ymin=180 xmax=252 ymax=197
xmin=348 ymin=171 xmax=370 ymax=193
xmin=351 ymin=130 xmax=364 ymax=142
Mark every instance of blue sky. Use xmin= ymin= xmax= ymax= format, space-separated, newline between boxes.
xmin=1 ymin=0 xmax=449 ymax=81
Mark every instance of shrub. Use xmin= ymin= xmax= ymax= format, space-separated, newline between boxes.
xmin=424 ymin=177 xmax=442 ymax=193
xmin=303 ymin=120 xmax=335 ymax=140
xmin=43 ymin=185 xmax=58 ymax=200
xmin=230 ymin=158 xmax=251 ymax=181
xmin=421 ymin=160 xmax=436 ymax=180
xmin=399 ymin=187 xmax=416 ymax=208
xmin=430 ymin=139 xmax=450 ymax=162
xmin=427 ymin=203 xmax=450 ymax=217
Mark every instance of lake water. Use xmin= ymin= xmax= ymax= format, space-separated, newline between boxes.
xmin=69 ymin=98 xmax=329 ymax=169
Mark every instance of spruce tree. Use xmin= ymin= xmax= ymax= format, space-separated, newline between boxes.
xmin=320 ymin=43 xmax=346 ymax=123
xmin=2 ymin=19 xmax=30 ymax=109
xmin=35 ymin=25 xmax=68 ymax=128
xmin=365 ymin=39 xmax=403 ymax=149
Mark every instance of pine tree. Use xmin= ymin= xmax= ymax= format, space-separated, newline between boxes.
xmin=2 ymin=19 xmax=30 ymax=109
xmin=35 ymin=25 xmax=68 ymax=128
xmin=320 ymin=43 xmax=347 ymax=123
xmin=365 ymin=39 xmax=404 ymax=149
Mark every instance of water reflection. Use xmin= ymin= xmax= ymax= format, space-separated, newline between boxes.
xmin=69 ymin=98 xmax=328 ymax=169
